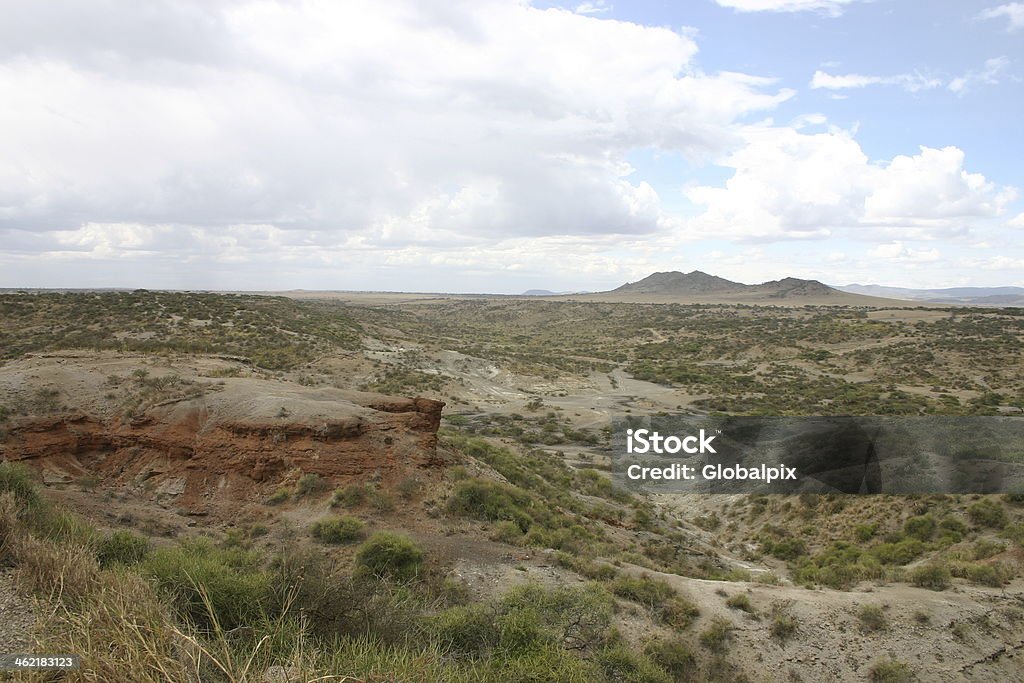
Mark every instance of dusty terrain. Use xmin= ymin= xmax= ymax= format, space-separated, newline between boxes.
xmin=1 ymin=290 xmax=1022 ymax=682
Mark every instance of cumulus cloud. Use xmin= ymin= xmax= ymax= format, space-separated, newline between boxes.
xmin=0 ymin=0 xmax=1018 ymax=290
xmin=685 ymin=127 xmax=1017 ymax=240
xmin=0 ymin=0 xmax=793 ymax=249
xmin=714 ymin=0 xmax=859 ymax=15
xmin=979 ymin=3 xmax=1024 ymax=31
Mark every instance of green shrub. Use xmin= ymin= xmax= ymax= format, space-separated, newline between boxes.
xmin=909 ymin=563 xmax=951 ymax=591
xmin=903 ymin=515 xmax=936 ymax=542
xmin=0 ymin=462 xmax=42 ymax=512
xmin=295 ymin=473 xmax=327 ymax=497
xmin=96 ymin=530 xmax=149 ymax=568
xmin=594 ymin=642 xmax=671 ymax=683
xmin=968 ymin=499 xmax=1008 ymax=529
xmin=355 ymin=532 xmax=424 ymax=582
xmin=367 ymin=487 xmax=395 ymax=512
xmin=143 ymin=538 xmax=271 ymax=630
xmin=1002 ymin=522 xmax=1024 ymax=547
xmin=660 ymin=597 xmax=700 ymax=630
xmin=311 ymin=516 xmax=365 ymax=545
xmin=858 ymin=604 xmax=887 ymax=633
xmin=265 ymin=488 xmax=290 ymax=505
xmin=432 ymin=603 xmax=498 ymax=656
xmin=34 ymin=508 xmax=98 ymax=546
xmin=869 ymin=658 xmax=915 ymax=683
xmin=725 ymin=593 xmax=754 ymax=614
xmin=870 ymin=539 xmax=924 ymax=565
xmin=769 ymin=604 xmax=798 ymax=643
xmin=644 ymin=637 xmax=697 ymax=679
xmin=611 ymin=575 xmax=675 ymax=608
xmin=971 ymin=539 xmax=1006 ymax=560
xmin=940 ymin=516 xmax=968 ymax=535
xmin=698 ymin=617 xmax=733 ymax=653
xmin=331 ymin=484 xmax=367 ymax=508
xmin=432 ymin=582 xmax=613 ymax=660
xmin=761 ymin=537 xmax=806 ymax=561
xmin=966 ymin=562 xmax=1013 ymax=587
xmin=447 ymin=479 xmax=534 ymax=531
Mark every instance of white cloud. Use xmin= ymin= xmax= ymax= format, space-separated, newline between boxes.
xmin=1009 ymin=212 xmax=1024 ymax=227
xmin=869 ymin=242 xmax=941 ymax=263
xmin=685 ymin=127 xmax=1017 ymax=240
xmin=979 ymin=3 xmax=1024 ymax=32
xmin=714 ymin=0 xmax=858 ymax=15
xmin=948 ymin=57 xmax=1010 ymax=95
xmin=962 ymin=255 xmax=1024 ymax=271
xmin=0 ymin=0 xmax=793 ymax=248
xmin=574 ymin=1 xmax=611 ymax=15
xmin=810 ymin=70 xmax=942 ymax=93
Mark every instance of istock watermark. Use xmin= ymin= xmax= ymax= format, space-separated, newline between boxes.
xmin=611 ymin=415 xmax=1024 ymax=495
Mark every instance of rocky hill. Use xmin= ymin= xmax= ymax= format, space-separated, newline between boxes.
xmin=587 ymin=270 xmax=881 ymax=305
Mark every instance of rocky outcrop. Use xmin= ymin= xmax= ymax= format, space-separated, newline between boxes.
xmin=0 ymin=361 xmax=445 ymax=511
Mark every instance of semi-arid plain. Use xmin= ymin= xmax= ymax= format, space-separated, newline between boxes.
xmin=1 ymin=279 xmax=1022 ymax=682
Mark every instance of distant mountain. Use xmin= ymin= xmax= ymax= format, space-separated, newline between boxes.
xmin=611 ymin=271 xmax=837 ymax=299
xmin=611 ymin=270 xmax=740 ymax=295
xmin=839 ymin=284 xmax=1024 ymax=307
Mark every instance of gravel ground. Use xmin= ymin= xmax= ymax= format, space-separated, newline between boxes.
xmin=0 ymin=570 xmax=36 ymax=655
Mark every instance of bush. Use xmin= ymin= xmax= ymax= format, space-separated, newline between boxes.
xmin=909 ymin=563 xmax=951 ymax=590
xmin=295 ymin=473 xmax=327 ymax=497
xmin=611 ymin=575 xmax=675 ymax=608
xmin=355 ymin=532 xmax=424 ymax=582
xmin=725 ymin=593 xmax=754 ymax=614
xmin=331 ymin=484 xmax=367 ymax=508
xmin=96 ymin=530 xmax=149 ymax=568
xmin=432 ymin=603 xmax=498 ymax=656
xmin=1002 ymin=523 xmax=1024 ymax=547
xmin=761 ymin=537 xmax=806 ymax=561
xmin=311 ymin=516 xmax=365 ymax=545
xmin=870 ymin=539 xmax=924 ymax=566
xmin=968 ymin=499 xmax=1008 ymax=529
xmin=698 ymin=617 xmax=733 ymax=653
xmin=644 ymin=637 xmax=697 ymax=679
xmin=660 ymin=597 xmax=700 ymax=630
xmin=903 ymin=515 xmax=936 ymax=542
xmin=966 ymin=562 xmax=1013 ymax=587
xmin=869 ymin=659 xmax=915 ymax=683
xmin=142 ymin=538 xmax=271 ymax=630
xmin=770 ymin=605 xmax=798 ymax=643
xmin=0 ymin=462 xmax=42 ymax=512
xmin=595 ymin=642 xmax=671 ymax=683
xmin=447 ymin=479 xmax=534 ymax=531
xmin=265 ymin=488 xmax=290 ymax=505
xmin=971 ymin=539 xmax=1006 ymax=560
xmin=432 ymin=582 xmax=614 ymax=660
xmin=858 ymin=604 xmax=887 ymax=633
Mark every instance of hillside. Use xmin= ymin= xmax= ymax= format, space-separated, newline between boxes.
xmin=576 ymin=271 xmax=908 ymax=306
xmin=840 ymin=284 xmax=1024 ymax=307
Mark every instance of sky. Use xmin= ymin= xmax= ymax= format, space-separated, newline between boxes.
xmin=0 ymin=0 xmax=1021 ymax=293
